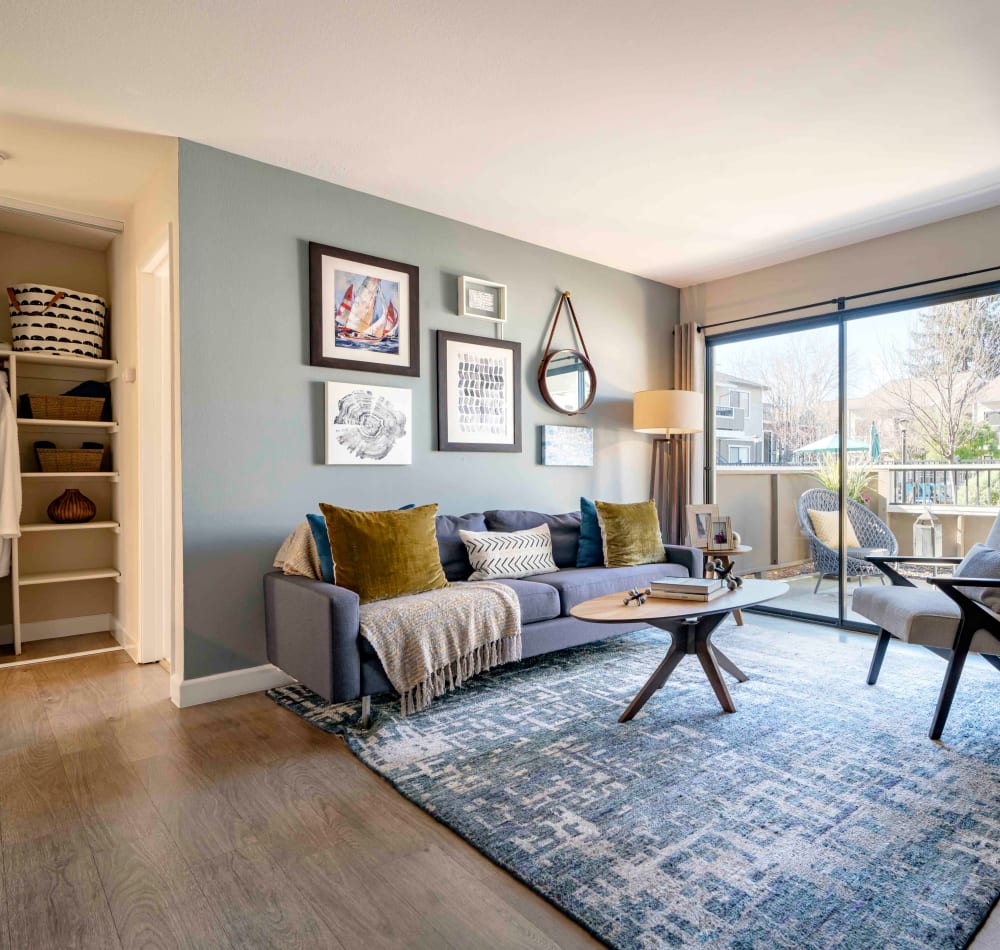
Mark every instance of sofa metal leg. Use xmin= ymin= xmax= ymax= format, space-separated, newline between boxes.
xmin=359 ymin=695 xmax=371 ymax=727
xmin=866 ymin=630 xmax=892 ymax=685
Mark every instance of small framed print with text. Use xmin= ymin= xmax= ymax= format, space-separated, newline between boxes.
xmin=458 ymin=276 xmax=507 ymax=322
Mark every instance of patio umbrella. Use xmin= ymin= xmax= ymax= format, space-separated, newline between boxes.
xmin=794 ymin=433 xmax=870 ymax=454
xmin=869 ymin=422 xmax=881 ymax=461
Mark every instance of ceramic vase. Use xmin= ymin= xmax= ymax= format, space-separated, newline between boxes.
xmin=47 ymin=489 xmax=97 ymax=524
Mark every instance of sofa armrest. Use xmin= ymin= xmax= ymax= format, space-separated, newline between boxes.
xmin=263 ymin=571 xmax=362 ymax=703
xmin=664 ymin=544 xmax=704 ymax=579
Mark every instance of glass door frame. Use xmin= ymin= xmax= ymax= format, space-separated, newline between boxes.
xmin=704 ymin=278 xmax=1000 ymax=631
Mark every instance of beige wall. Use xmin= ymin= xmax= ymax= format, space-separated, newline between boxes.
xmin=0 ymin=231 xmax=109 ymax=340
xmin=681 ymin=204 xmax=1000 ymax=331
xmin=108 ymin=144 xmax=180 ymax=659
xmin=0 ymin=231 xmax=114 ymax=640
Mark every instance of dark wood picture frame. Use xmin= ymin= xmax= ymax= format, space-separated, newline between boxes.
xmin=309 ymin=241 xmax=420 ymax=377
xmin=437 ymin=330 xmax=522 ymax=452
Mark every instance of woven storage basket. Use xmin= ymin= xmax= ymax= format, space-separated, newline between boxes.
xmin=36 ymin=448 xmax=105 ymax=473
xmin=27 ymin=394 xmax=104 ymax=422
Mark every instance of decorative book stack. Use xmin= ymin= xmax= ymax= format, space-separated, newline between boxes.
xmin=649 ymin=577 xmax=727 ymax=601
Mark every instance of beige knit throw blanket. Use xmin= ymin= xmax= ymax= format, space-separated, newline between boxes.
xmin=359 ymin=582 xmax=522 ymax=715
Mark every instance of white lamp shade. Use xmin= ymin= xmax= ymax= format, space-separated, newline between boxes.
xmin=633 ymin=389 xmax=704 ymax=435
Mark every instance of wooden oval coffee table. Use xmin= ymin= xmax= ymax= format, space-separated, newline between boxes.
xmin=570 ymin=579 xmax=789 ymax=722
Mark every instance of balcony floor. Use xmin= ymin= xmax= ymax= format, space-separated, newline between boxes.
xmin=744 ymin=566 xmax=949 ymax=626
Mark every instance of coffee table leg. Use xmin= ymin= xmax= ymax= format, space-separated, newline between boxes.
xmin=696 ymin=641 xmax=736 ymax=713
xmin=733 ymin=608 xmax=745 ymax=626
xmin=710 ymin=645 xmax=748 ymax=683
xmin=619 ymin=634 xmax=685 ymax=723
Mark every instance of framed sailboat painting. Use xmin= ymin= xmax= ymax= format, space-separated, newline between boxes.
xmin=309 ymin=242 xmax=420 ymax=376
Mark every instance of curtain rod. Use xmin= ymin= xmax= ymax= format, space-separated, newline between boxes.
xmin=703 ymin=263 xmax=1000 ymax=331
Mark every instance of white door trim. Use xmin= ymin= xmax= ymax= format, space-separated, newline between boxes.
xmin=137 ymin=232 xmax=177 ymax=668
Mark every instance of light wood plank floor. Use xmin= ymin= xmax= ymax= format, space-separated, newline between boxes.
xmin=0 ymin=649 xmax=996 ymax=949
xmin=0 ymin=651 xmax=599 ymax=950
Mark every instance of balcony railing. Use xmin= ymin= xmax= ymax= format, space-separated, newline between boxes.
xmin=888 ymin=464 xmax=1000 ymax=507
xmin=715 ymin=405 xmax=746 ymax=430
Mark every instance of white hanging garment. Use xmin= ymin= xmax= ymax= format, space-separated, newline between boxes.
xmin=0 ymin=371 xmax=21 ymax=576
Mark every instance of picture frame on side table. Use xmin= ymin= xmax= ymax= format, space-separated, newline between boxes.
xmin=685 ymin=503 xmax=719 ymax=548
xmin=309 ymin=242 xmax=419 ymax=376
xmin=437 ymin=330 xmax=521 ymax=452
xmin=458 ymin=276 xmax=507 ymax=322
xmin=707 ymin=516 xmax=734 ymax=552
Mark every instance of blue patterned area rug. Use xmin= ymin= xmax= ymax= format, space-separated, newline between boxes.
xmin=267 ymin=623 xmax=1000 ymax=949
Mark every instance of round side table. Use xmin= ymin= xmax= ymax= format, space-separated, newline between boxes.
xmin=703 ymin=545 xmax=753 ymax=625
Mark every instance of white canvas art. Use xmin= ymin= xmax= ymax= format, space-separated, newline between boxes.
xmin=325 ymin=382 xmax=412 ymax=465
xmin=447 ymin=342 xmax=515 ymax=445
xmin=541 ymin=425 xmax=594 ymax=466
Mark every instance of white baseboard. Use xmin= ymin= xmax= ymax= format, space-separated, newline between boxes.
xmin=170 ymin=663 xmax=295 ymax=709
xmin=2 ymin=613 xmax=115 ymax=643
xmin=112 ymin=617 xmax=139 ymax=662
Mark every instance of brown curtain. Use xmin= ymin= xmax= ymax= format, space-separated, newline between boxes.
xmin=664 ymin=323 xmax=705 ymax=544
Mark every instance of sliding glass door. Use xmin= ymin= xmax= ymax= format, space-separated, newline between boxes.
xmin=706 ymin=284 xmax=1000 ymax=629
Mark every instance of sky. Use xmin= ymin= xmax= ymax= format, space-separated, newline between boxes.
xmin=713 ymin=306 xmax=925 ymax=400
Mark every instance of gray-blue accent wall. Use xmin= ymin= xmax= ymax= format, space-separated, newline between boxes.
xmin=178 ymin=139 xmax=679 ymax=679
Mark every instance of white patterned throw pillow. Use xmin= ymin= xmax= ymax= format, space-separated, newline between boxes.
xmin=459 ymin=524 xmax=558 ymax=581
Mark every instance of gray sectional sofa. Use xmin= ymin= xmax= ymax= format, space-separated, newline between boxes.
xmin=264 ymin=508 xmax=703 ymax=705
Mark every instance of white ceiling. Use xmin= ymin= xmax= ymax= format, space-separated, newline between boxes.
xmin=2 ymin=0 xmax=998 ymax=286
xmin=0 ymin=114 xmax=173 ymax=220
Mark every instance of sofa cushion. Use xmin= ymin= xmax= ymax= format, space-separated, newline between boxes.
xmin=484 ymin=509 xmax=581 ymax=568
xmin=491 ymin=578 xmax=561 ymax=624
xmin=306 ymin=513 xmax=335 ymax=583
xmin=460 ymin=524 xmax=559 ymax=580
xmin=576 ymin=497 xmax=604 ymax=567
xmin=436 ymin=512 xmax=487 ymax=581
xmin=594 ymin=500 xmax=667 ymax=567
xmin=321 ymin=503 xmax=448 ymax=604
xmin=852 ymin=586 xmax=1000 ymax=653
xmin=531 ymin=563 xmax=687 ymax=615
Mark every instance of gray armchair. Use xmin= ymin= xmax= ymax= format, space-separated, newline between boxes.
xmin=797 ymin=488 xmax=898 ymax=592
xmin=852 ymin=513 xmax=1000 ymax=740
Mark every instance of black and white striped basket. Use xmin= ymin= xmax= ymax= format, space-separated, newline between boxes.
xmin=7 ymin=283 xmax=107 ymax=360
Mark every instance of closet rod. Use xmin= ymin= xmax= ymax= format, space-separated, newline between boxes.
xmin=705 ymin=263 xmax=1000 ymax=331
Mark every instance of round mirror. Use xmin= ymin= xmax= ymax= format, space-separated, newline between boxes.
xmin=538 ymin=348 xmax=597 ymax=415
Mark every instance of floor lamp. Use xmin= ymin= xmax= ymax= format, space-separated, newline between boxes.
xmin=633 ymin=389 xmax=704 ymax=543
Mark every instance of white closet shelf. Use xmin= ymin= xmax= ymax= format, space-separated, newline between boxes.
xmin=18 ymin=567 xmax=120 ymax=586
xmin=22 ymin=471 xmax=119 ymax=481
xmin=17 ymin=418 xmax=117 ymax=431
xmin=21 ymin=521 xmax=119 ymax=533
xmin=5 ymin=351 xmax=117 ymax=377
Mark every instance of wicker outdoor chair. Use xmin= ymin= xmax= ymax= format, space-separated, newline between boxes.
xmin=796 ymin=488 xmax=898 ymax=592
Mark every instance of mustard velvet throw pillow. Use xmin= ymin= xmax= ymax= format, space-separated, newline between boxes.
xmin=594 ymin=500 xmax=666 ymax=567
xmin=807 ymin=509 xmax=860 ymax=549
xmin=320 ymin=503 xmax=448 ymax=604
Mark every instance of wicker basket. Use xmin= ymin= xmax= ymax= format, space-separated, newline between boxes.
xmin=36 ymin=447 xmax=105 ymax=473
xmin=27 ymin=394 xmax=105 ymax=422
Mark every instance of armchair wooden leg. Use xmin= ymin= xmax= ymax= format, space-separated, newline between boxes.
xmin=929 ymin=626 xmax=974 ymax=741
xmin=866 ymin=630 xmax=892 ymax=686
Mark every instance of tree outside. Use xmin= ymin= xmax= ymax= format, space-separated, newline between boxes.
xmin=882 ymin=296 xmax=1000 ymax=462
